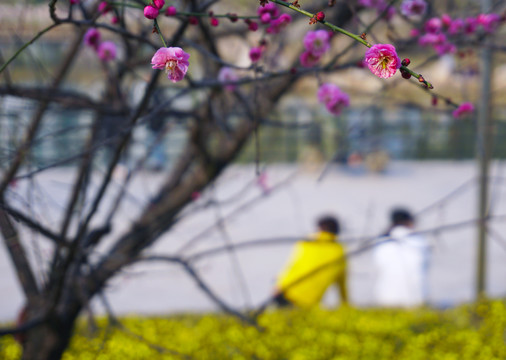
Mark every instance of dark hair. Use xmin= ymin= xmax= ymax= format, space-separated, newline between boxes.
xmin=391 ymin=208 xmax=414 ymax=226
xmin=317 ymin=215 xmax=340 ymax=235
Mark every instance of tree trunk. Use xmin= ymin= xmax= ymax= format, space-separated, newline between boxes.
xmin=21 ymin=306 xmax=81 ymax=360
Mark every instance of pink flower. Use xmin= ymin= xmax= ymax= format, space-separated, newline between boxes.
xmin=409 ymin=28 xmax=420 ymax=37
xmin=303 ymin=30 xmax=330 ymax=56
xmin=434 ymin=42 xmax=456 ymax=56
xmin=98 ymin=1 xmax=111 ymax=14
xmin=452 ymin=102 xmax=474 ymax=118
xmin=266 ymin=13 xmax=291 ymax=34
xmin=477 ymin=13 xmax=501 ymax=33
xmin=424 ymin=17 xmax=443 ymax=34
xmin=256 ymin=173 xmax=270 ymax=194
xmin=448 ymin=18 xmax=464 ymax=35
xmin=364 ymin=43 xmax=401 ymax=79
xmin=70 ymin=0 xmax=79 ymax=4
xmin=84 ymin=28 xmax=101 ymax=49
xmin=418 ymin=33 xmax=446 ymax=46
xmin=153 ymin=0 xmax=165 ymax=9
xmin=144 ymin=5 xmax=159 ymax=19
xmin=97 ymin=41 xmax=117 ymax=61
xmin=249 ymin=47 xmax=263 ymax=63
xmin=400 ymin=0 xmax=427 ymax=17
xmin=218 ymin=67 xmax=238 ymax=91
xmin=165 ymin=6 xmax=177 ymax=16
xmin=441 ymin=14 xmax=452 ymax=27
xmin=300 ymin=50 xmax=321 ymax=67
xmin=151 ymin=47 xmax=190 ymax=82
xmin=210 ymin=17 xmax=219 ymax=26
xmin=111 ymin=16 xmax=119 ymax=24
xmin=258 ymin=3 xmax=279 ymax=24
xmin=464 ymin=17 xmax=478 ymax=34
xmin=317 ymin=83 xmax=350 ymax=116
xmin=377 ymin=2 xmax=396 ymax=20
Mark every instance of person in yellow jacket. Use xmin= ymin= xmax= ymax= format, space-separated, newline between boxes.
xmin=273 ymin=215 xmax=348 ymax=307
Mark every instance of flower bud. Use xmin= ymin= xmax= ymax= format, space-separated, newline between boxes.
xmin=401 ymin=58 xmax=411 ymax=66
xmin=144 ymin=5 xmax=159 ymax=19
xmin=316 ymin=11 xmax=325 ymax=21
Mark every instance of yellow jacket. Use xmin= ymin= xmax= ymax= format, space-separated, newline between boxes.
xmin=276 ymin=231 xmax=347 ymax=307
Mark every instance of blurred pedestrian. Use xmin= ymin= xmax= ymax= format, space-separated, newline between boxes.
xmin=374 ymin=208 xmax=430 ymax=307
xmin=273 ymin=215 xmax=348 ymax=307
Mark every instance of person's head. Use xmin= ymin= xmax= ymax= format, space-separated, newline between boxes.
xmin=317 ymin=215 xmax=340 ymax=235
xmin=391 ymin=208 xmax=414 ymax=228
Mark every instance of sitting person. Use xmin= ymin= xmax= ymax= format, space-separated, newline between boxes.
xmin=273 ymin=215 xmax=348 ymax=307
xmin=374 ymin=208 xmax=430 ymax=307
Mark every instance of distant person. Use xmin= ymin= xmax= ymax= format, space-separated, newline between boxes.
xmin=273 ymin=215 xmax=348 ymax=307
xmin=374 ymin=208 xmax=430 ymax=307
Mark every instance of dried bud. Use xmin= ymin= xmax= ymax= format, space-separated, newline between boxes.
xmin=227 ymin=13 xmax=239 ymax=22
xmin=418 ymin=75 xmax=425 ymax=83
xmin=291 ymin=0 xmax=301 ymax=8
xmin=401 ymin=69 xmax=411 ymax=79
xmin=328 ymin=0 xmax=336 ymax=6
xmin=259 ymin=0 xmax=269 ymax=6
xmin=401 ymin=58 xmax=410 ymax=67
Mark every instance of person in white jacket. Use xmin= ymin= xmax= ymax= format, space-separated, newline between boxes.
xmin=374 ymin=208 xmax=430 ymax=307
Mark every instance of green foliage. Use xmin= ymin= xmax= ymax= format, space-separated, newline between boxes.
xmin=1 ymin=300 xmax=505 ymax=359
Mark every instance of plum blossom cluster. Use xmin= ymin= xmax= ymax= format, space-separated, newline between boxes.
xmin=359 ymin=0 xmax=396 ymax=21
xmin=364 ymin=44 xmax=401 ymax=79
xmin=317 ymin=83 xmax=350 ymax=116
xmin=151 ymin=47 xmax=190 ymax=82
xmin=84 ymin=28 xmax=117 ymax=62
xmin=300 ymin=30 xmax=332 ymax=67
xmin=258 ymin=3 xmax=292 ymax=34
xmin=249 ymin=3 xmax=292 ymax=63
xmin=415 ymin=13 xmax=504 ymax=56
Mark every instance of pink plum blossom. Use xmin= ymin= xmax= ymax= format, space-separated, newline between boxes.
xmin=464 ymin=17 xmax=478 ymax=34
xmin=151 ymin=47 xmax=190 ymax=82
xmin=300 ymin=50 xmax=321 ymax=67
xmin=218 ymin=67 xmax=239 ymax=91
xmin=424 ymin=17 xmax=443 ymax=34
xmin=84 ymin=28 xmax=101 ymax=49
xmin=144 ymin=5 xmax=159 ymax=19
xmin=249 ymin=47 xmax=263 ymax=63
xmin=477 ymin=13 xmax=501 ymax=33
xmin=258 ymin=3 xmax=279 ymax=24
xmin=364 ymin=43 xmax=401 ymax=79
xmin=266 ymin=13 xmax=291 ymax=34
xmin=377 ymin=2 xmax=396 ymax=20
xmin=98 ymin=1 xmax=111 ymax=14
xmin=452 ymin=102 xmax=474 ymax=118
xmin=418 ymin=33 xmax=446 ymax=46
xmin=317 ymin=83 xmax=350 ymax=116
xmin=303 ymin=30 xmax=330 ymax=56
xmin=448 ymin=18 xmax=464 ymax=34
xmin=400 ymin=0 xmax=427 ymax=17
xmin=153 ymin=0 xmax=165 ymax=9
xmin=409 ymin=28 xmax=420 ymax=37
xmin=441 ymin=14 xmax=452 ymax=27
xmin=97 ymin=41 xmax=117 ymax=62
xmin=434 ymin=42 xmax=456 ymax=55
xmin=165 ymin=6 xmax=177 ymax=16
xmin=70 ymin=0 xmax=80 ymax=4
